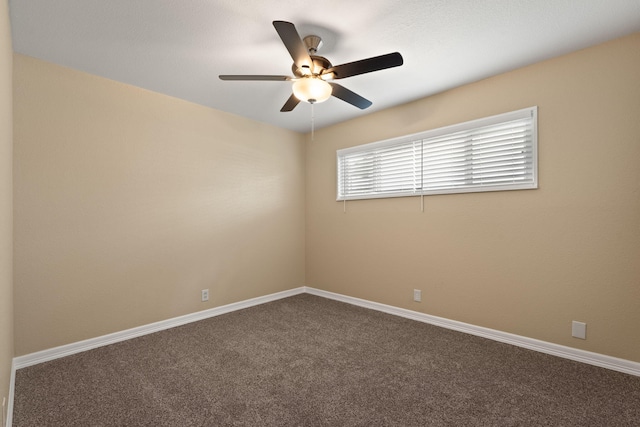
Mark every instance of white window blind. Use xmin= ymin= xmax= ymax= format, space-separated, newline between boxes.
xmin=338 ymin=139 xmax=422 ymax=199
xmin=337 ymin=107 xmax=537 ymax=200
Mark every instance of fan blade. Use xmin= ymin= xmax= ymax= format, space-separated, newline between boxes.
xmin=273 ymin=21 xmax=313 ymax=70
xmin=219 ymin=75 xmax=291 ymax=81
xmin=329 ymin=83 xmax=372 ymax=109
xmin=326 ymin=52 xmax=403 ymax=80
xmin=280 ymin=94 xmax=300 ymax=112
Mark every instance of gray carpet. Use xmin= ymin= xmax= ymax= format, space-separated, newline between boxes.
xmin=13 ymin=294 xmax=640 ymax=426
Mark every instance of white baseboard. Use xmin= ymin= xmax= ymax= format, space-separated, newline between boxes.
xmin=12 ymin=287 xmax=305 ymax=370
xmin=304 ymin=287 xmax=640 ymax=377
xmin=12 ymin=286 xmax=640 ymax=376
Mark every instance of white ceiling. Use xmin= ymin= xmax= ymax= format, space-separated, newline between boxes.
xmin=9 ymin=0 xmax=640 ymax=133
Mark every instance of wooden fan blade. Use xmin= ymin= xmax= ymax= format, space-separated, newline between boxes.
xmin=219 ymin=75 xmax=291 ymax=81
xmin=326 ymin=52 xmax=403 ymax=80
xmin=280 ymin=94 xmax=300 ymax=112
xmin=273 ymin=21 xmax=313 ymax=70
xmin=329 ymin=83 xmax=372 ymax=109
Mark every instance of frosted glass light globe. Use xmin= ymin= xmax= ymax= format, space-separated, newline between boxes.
xmin=292 ymin=77 xmax=332 ymax=104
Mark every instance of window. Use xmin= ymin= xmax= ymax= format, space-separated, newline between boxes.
xmin=337 ymin=107 xmax=537 ymax=200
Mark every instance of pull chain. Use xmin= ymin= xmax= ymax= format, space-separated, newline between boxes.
xmin=311 ymin=102 xmax=315 ymax=141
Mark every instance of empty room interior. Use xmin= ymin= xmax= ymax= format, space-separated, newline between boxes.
xmin=1 ymin=1 xmax=640 ymax=425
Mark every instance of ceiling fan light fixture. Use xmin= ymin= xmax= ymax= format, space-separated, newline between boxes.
xmin=220 ymin=21 xmax=403 ymax=112
xmin=292 ymin=77 xmax=332 ymax=104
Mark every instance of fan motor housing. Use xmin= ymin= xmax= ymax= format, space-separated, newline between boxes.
xmin=292 ymin=56 xmax=333 ymax=77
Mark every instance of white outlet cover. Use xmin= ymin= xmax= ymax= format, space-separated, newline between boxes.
xmin=413 ymin=289 xmax=421 ymax=302
xmin=572 ymin=321 xmax=586 ymax=339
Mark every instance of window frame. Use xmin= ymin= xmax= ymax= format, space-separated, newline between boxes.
xmin=336 ymin=107 xmax=538 ymax=201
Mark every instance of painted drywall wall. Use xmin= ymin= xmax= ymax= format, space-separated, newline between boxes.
xmin=13 ymin=54 xmax=305 ymax=356
xmin=306 ymin=33 xmax=640 ymax=362
xmin=0 ymin=0 xmax=13 ymax=418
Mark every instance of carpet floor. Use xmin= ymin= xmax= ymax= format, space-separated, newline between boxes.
xmin=12 ymin=293 xmax=640 ymax=426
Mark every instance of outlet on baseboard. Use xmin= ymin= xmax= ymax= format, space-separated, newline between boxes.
xmin=413 ymin=289 xmax=421 ymax=302
xmin=201 ymin=289 xmax=209 ymax=302
xmin=572 ymin=321 xmax=586 ymax=339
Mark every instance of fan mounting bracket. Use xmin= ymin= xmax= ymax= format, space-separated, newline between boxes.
xmin=303 ymin=35 xmax=323 ymax=55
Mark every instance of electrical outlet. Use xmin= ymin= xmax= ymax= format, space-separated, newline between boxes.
xmin=201 ymin=289 xmax=209 ymax=302
xmin=572 ymin=321 xmax=586 ymax=339
xmin=413 ymin=289 xmax=422 ymax=302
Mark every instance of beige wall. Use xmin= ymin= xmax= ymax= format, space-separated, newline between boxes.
xmin=0 ymin=0 xmax=13 ymax=416
xmin=10 ymin=28 xmax=640 ymax=366
xmin=13 ymin=54 xmax=305 ymax=356
xmin=306 ymin=33 xmax=640 ymax=362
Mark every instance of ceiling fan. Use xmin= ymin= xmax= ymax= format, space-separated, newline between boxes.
xmin=219 ymin=21 xmax=404 ymax=112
